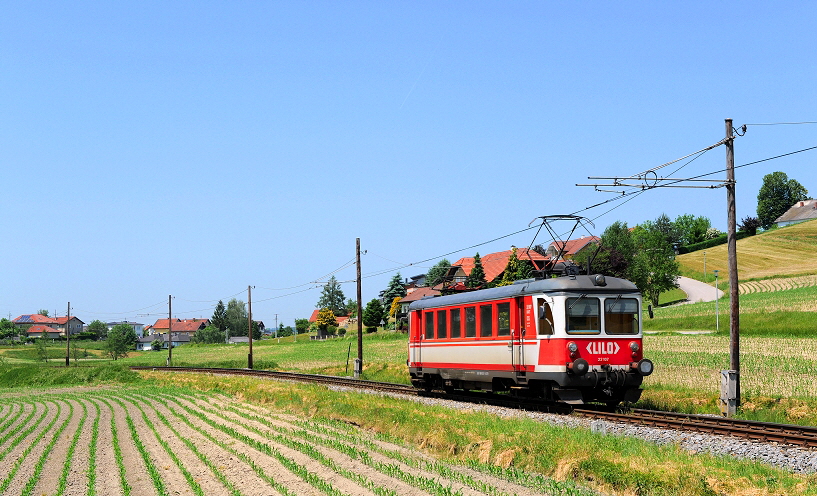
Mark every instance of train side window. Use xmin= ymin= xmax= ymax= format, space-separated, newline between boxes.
xmin=566 ymin=296 xmax=600 ymax=334
xmin=604 ymin=298 xmax=639 ymax=334
xmin=465 ymin=307 xmax=476 ymax=337
xmin=437 ymin=310 xmax=447 ymax=339
xmin=537 ymin=299 xmax=554 ymax=335
xmin=480 ymin=304 xmax=493 ymax=337
xmin=497 ymin=302 xmax=511 ymax=336
xmin=424 ymin=312 xmax=434 ymax=339
xmin=450 ymin=308 xmax=461 ymax=338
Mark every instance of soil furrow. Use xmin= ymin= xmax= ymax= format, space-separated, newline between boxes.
xmin=115 ymin=395 xmax=192 ymax=495
xmin=162 ymin=392 xmax=353 ymax=495
xmin=32 ymin=398 xmax=86 ymax=496
xmin=90 ymin=397 xmax=122 ymax=496
xmin=123 ymin=392 xmax=236 ymax=496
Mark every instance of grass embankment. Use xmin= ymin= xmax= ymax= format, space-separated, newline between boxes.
xmin=138 ymin=370 xmax=815 ymax=496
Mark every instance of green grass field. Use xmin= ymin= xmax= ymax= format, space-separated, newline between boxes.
xmin=644 ymin=284 xmax=817 ymax=336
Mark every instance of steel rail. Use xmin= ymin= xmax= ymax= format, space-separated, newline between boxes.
xmin=132 ymin=366 xmax=817 ymax=449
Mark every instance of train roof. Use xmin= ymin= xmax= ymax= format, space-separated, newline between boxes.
xmin=408 ymin=275 xmax=640 ymax=311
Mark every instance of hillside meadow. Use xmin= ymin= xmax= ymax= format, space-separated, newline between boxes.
xmin=676 ymin=218 xmax=817 ymax=282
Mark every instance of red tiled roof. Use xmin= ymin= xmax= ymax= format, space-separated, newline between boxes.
xmin=27 ymin=324 xmax=59 ymax=334
xmin=399 ymin=287 xmax=441 ymax=303
xmin=548 ymin=236 xmax=600 ymax=257
xmin=13 ymin=314 xmax=57 ymax=324
xmin=52 ymin=316 xmax=85 ymax=325
xmin=174 ymin=320 xmax=208 ymax=332
xmin=452 ymin=248 xmax=550 ymax=282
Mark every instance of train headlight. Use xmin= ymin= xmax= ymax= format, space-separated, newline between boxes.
xmin=629 ymin=341 xmax=640 ymax=352
xmin=567 ymin=341 xmax=578 ymax=353
xmin=631 ymin=358 xmax=653 ymax=376
xmin=568 ymin=358 xmax=589 ymax=376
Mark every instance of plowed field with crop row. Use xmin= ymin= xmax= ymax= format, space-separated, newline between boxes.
xmin=0 ymin=386 xmax=582 ymax=496
xmin=739 ymin=274 xmax=817 ymax=294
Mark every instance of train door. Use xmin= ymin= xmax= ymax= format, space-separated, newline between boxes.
xmin=511 ymin=297 xmax=525 ymax=372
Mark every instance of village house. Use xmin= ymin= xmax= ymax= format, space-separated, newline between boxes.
xmin=774 ymin=199 xmax=817 ymax=227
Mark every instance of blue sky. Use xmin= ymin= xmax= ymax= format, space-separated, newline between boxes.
xmin=3 ymin=2 xmax=816 ymax=328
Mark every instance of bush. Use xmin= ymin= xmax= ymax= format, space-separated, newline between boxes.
xmin=366 ymin=326 xmax=377 ymax=333
xmin=338 ymin=328 xmax=347 ymax=336
xmin=677 ymin=231 xmax=750 ymax=254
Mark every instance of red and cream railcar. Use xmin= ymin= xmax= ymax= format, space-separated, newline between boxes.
xmin=407 ymin=274 xmax=653 ymax=405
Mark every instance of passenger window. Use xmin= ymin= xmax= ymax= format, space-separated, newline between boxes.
xmin=437 ymin=310 xmax=447 ymax=339
xmin=424 ymin=312 xmax=434 ymax=339
xmin=566 ymin=297 xmax=600 ymax=334
xmin=465 ymin=307 xmax=476 ymax=337
xmin=605 ymin=298 xmax=639 ymax=335
xmin=537 ymin=299 xmax=554 ymax=335
xmin=497 ymin=302 xmax=511 ymax=336
xmin=450 ymin=308 xmax=461 ymax=338
xmin=480 ymin=305 xmax=493 ymax=337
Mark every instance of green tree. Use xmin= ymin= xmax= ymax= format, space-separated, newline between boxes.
xmin=738 ymin=216 xmax=761 ymax=236
xmin=0 ymin=318 xmax=16 ymax=340
xmin=191 ymin=325 xmax=225 ymax=344
xmin=381 ymin=273 xmax=407 ymax=304
xmin=38 ymin=309 xmax=49 ymax=317
xmin=496 ymin=247 xmax=521 ymax=287
xmin=316 ymin=308 xmax=337 ymax=337
xmin=465 ymin=253 xmax=487 ymax=289
xmin=425 ymin=259 xmax=451 ymax=288
xmin=225 ymin=299 xmax=248 ymax=337
xmin=362 ymin=299 xmax=385 ymax=330
xmin=211 ymin=300 xmax=227 ymax=332
xmin=650 ymin=213 xmax=682 ymax=248
xmin=757 ymin=171 xmax=810 ymax=229
xmin=294 ymin=318 xmax=310 ymax=334
xmin=105 ymin=323 xmax=137 ymax=360
xmin=344 ymin=299 xmax=358 ymax=318
xmin=278 ymin=325 xmax=294 ymax=337
xmin=86 ymin=320 xmax=108 ymax=340
xmin=575 ymin=221 xmax=633 ymax=278
xmin=674 ymin=214 xmax=711 ymax=246
xmin=629 ymin=226 xmax=680 ymax=307
xmin=151 ymin=339 xmax=163 ymax=351
xmin=317 ymin=276 xmax=346 ymax=316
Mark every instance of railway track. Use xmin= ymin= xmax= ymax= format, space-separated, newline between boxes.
xmin=132 ymin=366 xmax=817 ymax=449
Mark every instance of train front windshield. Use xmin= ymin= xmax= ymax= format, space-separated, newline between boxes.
xmin=565 ymin=296 xmax=640 ymax=335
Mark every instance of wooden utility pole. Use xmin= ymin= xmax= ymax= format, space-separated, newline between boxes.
xmin=247 ymin=285 xmax=253 ymax=369
xmin=65 ymin=302 xmax=70 ymax=367
xmin=167 ymin=295 xmax=172 ymax=367
xmin=355 ymin=238 xmax=363 ymax=378
xmin=725 ymin=118 xmax=741 ymax=405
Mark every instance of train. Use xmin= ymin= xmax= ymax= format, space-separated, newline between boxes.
xmin=407 ymin=273 xmax=653 ymax=405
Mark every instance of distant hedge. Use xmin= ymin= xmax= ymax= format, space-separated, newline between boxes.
xmin=678 ymin=231 xmax=751 ymax=254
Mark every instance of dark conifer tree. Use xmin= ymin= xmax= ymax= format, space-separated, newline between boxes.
xmin=465 ymin=253 xmax=487 ymax=288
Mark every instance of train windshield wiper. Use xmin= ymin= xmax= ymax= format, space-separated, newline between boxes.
xmin=568 ymin=294 xmax=587 ymax=310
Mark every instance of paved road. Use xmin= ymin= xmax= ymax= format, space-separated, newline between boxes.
xmin=676 ymin=276 xmax=724 ymax=304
